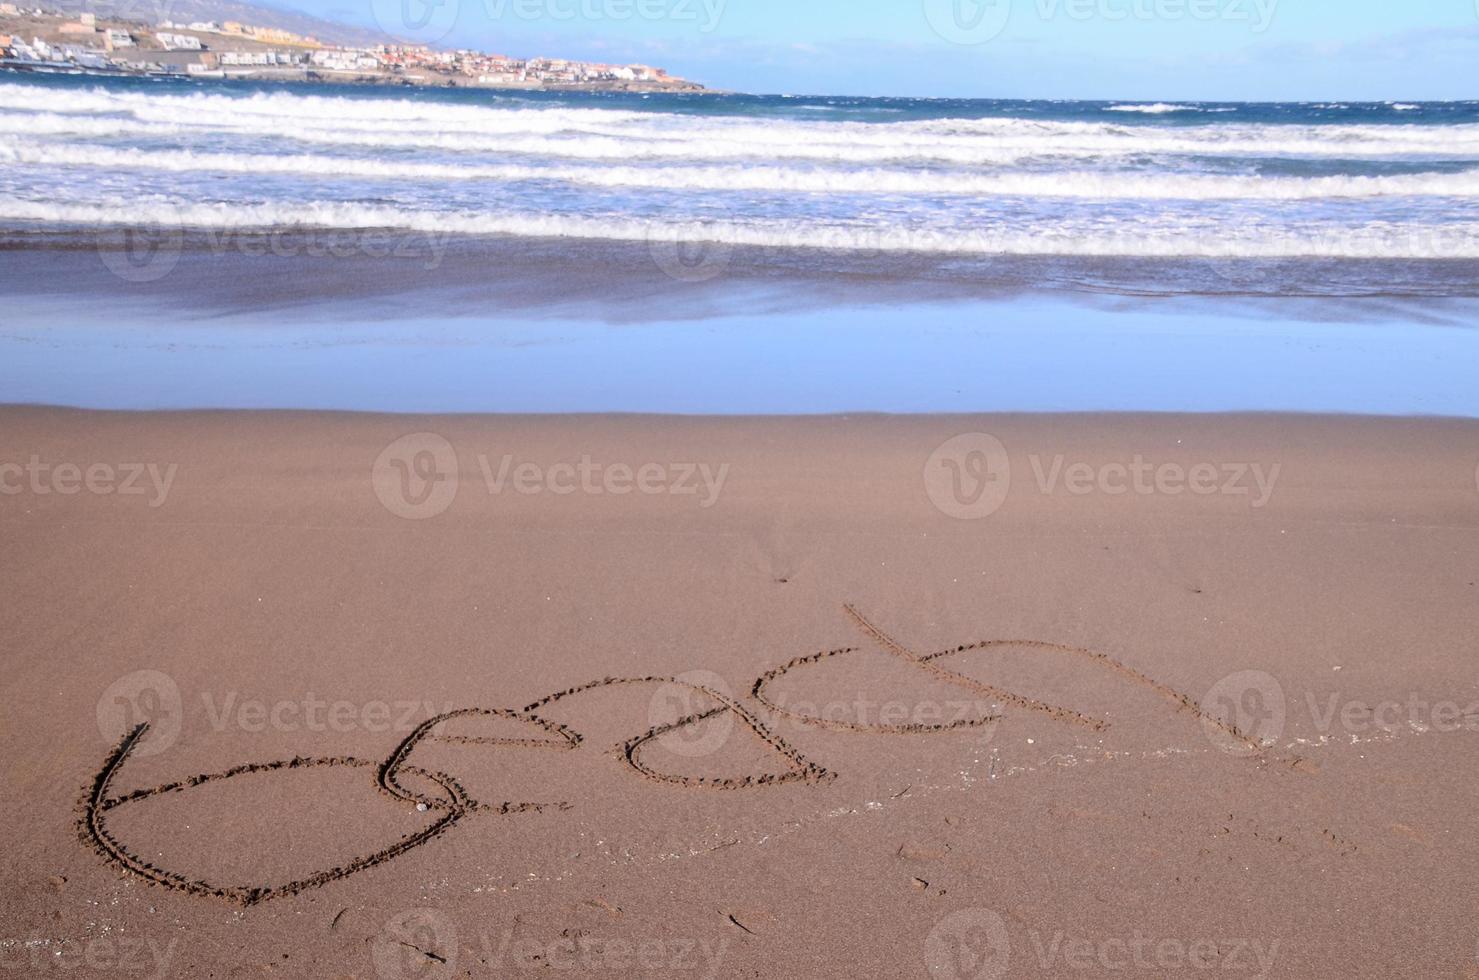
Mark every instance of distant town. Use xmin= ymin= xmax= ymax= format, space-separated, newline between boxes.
xmin=0 ymin=4 xmax=705 ymax=90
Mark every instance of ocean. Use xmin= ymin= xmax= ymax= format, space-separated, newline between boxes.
xmin=4 ymin=74 xmax=1479 ymax=414
xmin=1 ymin=75 xmax=1478 ymax=298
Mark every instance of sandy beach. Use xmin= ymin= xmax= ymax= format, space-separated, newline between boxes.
xmin=2 ymin=406 xmax=1476 ymax=978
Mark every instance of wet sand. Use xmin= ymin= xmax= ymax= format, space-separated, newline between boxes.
xmin=5 ymin=292 xmax=1479 ymax=416
xmin=3 ymin=232 xmax=1477 ymax=322
xmin=6 ymin=233 xmax=1479 ymax=418
xmin=2 ymin=407 xmax=1477 ymax=978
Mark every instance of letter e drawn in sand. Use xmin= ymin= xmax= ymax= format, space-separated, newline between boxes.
xmin=77 ymin=604 xmax=1281 ymax=906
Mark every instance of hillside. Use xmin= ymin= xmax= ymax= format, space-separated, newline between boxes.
xmin=45 ymin=0 xmax=390 ymax=46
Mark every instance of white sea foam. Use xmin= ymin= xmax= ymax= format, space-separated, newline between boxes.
xmin=4 ymin=85 xmax=1478 ymax=164
xmin=5 ymin=110 xmax=1477 ymax=165
xmin=2 ymin=82 xmax=1476 ymax=265
xmin=7 ymin=141 xmax=1479 ymax=200
xmin=1106 ymin=103 xmax=1198 ymax=114
xmin=4 ymin=198 xmax=1476 ymax=258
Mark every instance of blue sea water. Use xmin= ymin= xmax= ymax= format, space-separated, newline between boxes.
xmin=2 ymin=74 xmax=1478 ymax=415
xmin=2 ymin=75 xmax=1477 ymax=278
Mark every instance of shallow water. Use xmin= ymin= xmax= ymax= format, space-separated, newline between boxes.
xmin=4 ymin=292 xmax=1477 ymax=415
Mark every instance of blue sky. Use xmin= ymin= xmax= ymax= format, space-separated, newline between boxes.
xmin=274 ymin=0 xmax=1479 ymax=99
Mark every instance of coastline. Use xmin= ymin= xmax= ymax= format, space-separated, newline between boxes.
xmin=2 ymin=406 xmax=1476 ymax=977
xmin=0 ymin=10 xmax=707 ymax=90
xmin=3 ymin=232 xmax=1478 ymax=417
xmin=0 ymin=62 xmax=710 ymax=90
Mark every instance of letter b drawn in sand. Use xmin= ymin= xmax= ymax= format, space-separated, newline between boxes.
xmin=372 ymin=908 xmax=459 ymax=979
xmin=1200 ymin=670 xmax=1285 ymax=756
xmin=374 ymin=434 xmax=459 ymax=520
xmin=925 ymin=433 xmax=1010 ymax=519
xmin=923 ymin=0 xmax=1011 ymax=45
xmin=96 ymin=670 xmax=181 ymax=758
xmin=925 ymin=908 xmax=1010 ymax=980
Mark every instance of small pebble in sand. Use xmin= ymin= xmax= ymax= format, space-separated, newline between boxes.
xmin=416 ymin=803 xmax=428 ymax=812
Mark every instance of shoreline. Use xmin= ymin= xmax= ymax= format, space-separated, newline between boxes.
xmin=5 ymin=231 xmax=1478 ymax=306
xmin=2 ymin=253 xmax=1477 ymax=416
xmin=3 ymin=220 xmax=1475 ymax=418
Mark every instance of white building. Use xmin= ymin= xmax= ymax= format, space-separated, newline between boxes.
xmin=219 ymin=49 xmax=268 ymax=65
xmin=310 ymin=48 xmax=378 ymax=70
xmin=155 ymin=32 xmax=202 ymax=51
xmin=219 ymin=49 xmax=298 ymax=66
xmin=105 ymin=29 xmax=133 ymax=48
xmin=62 ymin=44 xmax=109 ymax=68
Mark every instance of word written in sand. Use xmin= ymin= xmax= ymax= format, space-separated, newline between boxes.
xmin=79 ymin=605 xmax=1272 ymax=907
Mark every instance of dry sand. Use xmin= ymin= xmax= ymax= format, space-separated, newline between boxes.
xmin=2 ymin=407 xmax=1477 ymax=979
